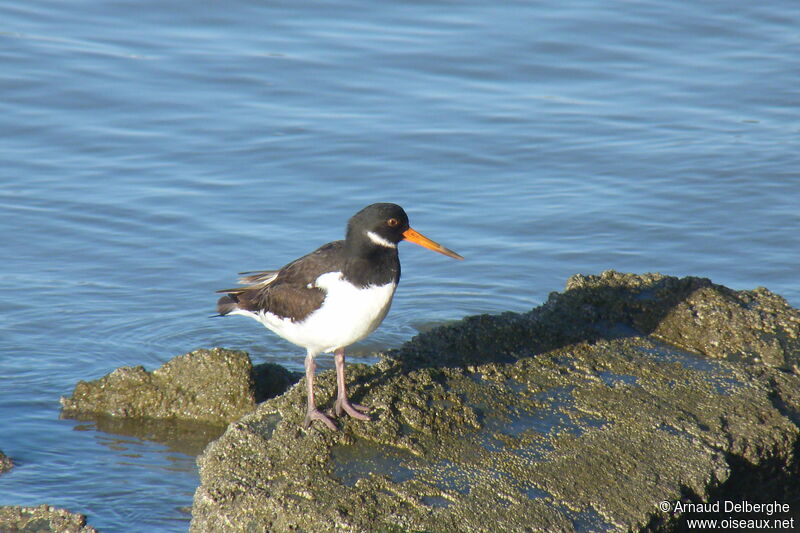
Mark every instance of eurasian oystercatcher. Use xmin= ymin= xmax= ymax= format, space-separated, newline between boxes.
xmin=216 ymin=203 xmax=463 ymax=430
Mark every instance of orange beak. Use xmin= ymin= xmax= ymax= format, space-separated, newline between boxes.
xmin=402 ymin=227 xmax=464 ymax=260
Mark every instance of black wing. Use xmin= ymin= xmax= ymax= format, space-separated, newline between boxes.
xmin=217 ymin=241 xmax=345 ymax=321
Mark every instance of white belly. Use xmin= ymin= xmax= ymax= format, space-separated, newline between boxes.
xmin=233 ymin=271 xmax=397 ymax=355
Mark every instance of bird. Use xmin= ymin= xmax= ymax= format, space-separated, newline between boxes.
xmin=216 ymin=203 xmax=463 ymax=430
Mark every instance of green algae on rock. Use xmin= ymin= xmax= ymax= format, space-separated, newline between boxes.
xmin=0 ymin=504 xmax=98 ymax=533
xmin=190 ymin=272 xmax=800 ymax=532
xmin=60 ymin=347 xmax=298 ymax=425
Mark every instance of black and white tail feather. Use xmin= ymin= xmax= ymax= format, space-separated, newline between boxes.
xmin=215 ymin=270 xmax=279 ymax=316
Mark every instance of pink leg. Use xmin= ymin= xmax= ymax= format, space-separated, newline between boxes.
xmin=303 ymin=351 xmax=337 ymax=430
xmin=333 ymin=348 xmax=371 ymax=421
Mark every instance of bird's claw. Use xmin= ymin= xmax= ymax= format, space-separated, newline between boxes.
xmin=304 ymin=408 xmax=338 ymax=430
xmin=333 ymin=398 xmax=371 ymax=421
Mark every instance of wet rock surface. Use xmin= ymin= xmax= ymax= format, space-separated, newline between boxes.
xmin=190 ymin=272 xmax=800 ymax=532
xmin=0 ymin=504 xmax=98 ymax=533
xmin=0 ymin=449 xmax=13 ymax=474
xmin=60 ymin=347 xmax=299 ymax=425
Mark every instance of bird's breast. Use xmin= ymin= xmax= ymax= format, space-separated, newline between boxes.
xmin=312 ymin=272 xmax=397 ymax=340
xmin=254 ymin=271 xmax=397 ymax=354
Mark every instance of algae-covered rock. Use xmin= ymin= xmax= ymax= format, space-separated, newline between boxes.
xmin=0 ymin=449 xmax=12 ymax=474
xmin=61 ymin=347 xmax=298 ymax=425
xmin=401 ymin=271 xmax=800 ymax=371
xmin=0 ymin=504 xmax=98 ymax=533
xmin=190 ymin=272 xmax=800 ymax=532
xmin=563 ymin=271 xmax=800 ymax=368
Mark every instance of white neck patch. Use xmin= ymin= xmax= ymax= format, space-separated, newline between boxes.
xmin=366 ymin=231 xmax=397 ymax=249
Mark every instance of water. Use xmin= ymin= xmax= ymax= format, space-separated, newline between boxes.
xmin=1 ymin=0 xmax=798 ymax=530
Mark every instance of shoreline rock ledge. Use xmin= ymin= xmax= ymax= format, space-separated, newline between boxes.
xmin=190 ymin=271 xmax=800 ymax=532
xmin=60 ymin=347 xmax=299 ymax=425
xmin=0 ymin=505 xmax=98 ymax=533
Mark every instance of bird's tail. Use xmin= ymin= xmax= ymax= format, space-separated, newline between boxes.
xmin=216 ymin=294 xmax=240 ymax=316
xmin=216 ymin=270 xmax=274 ymax=317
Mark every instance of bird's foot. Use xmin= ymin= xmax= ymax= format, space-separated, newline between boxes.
xmin=304 ymin=408 xmax=338 ymax=431
xmin=333 ymin=398 xmax=371 ymax=421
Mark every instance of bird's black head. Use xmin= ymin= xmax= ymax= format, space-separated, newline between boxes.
xmin=345 ymin=202 xmax=464 ymax=260
xmin=346 ymin=203 xmax=410 ymax=249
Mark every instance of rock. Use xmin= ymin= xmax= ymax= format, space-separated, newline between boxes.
xmin=189 ymin=272 xmax=800 ymax=532
xmin=252 ymin=362 xmax=302 ymax=403
xmin=0 ymin=504 xmax=98 ymax=533
xmin=61 ymin=347 xmax=299 ymax=425
xmin=400 ymin=271 xmax=800 ymax=371
xmin=562 ymin=271 xmax=800 ymax=369
xmin=0 ymin=449 xmax=12 ymax=473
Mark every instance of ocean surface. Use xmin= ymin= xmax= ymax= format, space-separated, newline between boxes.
xmin=1 ymin=0 xmax=798 ymax=530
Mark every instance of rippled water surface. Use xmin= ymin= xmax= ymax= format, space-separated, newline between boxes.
xmin=1 ymin=1 xmax=798 ymax=530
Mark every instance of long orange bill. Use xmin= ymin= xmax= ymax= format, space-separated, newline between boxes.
xmin=402 ymin=227 xmax=464 ymax=260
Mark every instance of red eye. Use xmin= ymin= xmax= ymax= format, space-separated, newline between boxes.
xmin=387 ymin=218 xmax=399 ymax=227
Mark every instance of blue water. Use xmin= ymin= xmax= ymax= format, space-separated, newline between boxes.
xmin=1 ymin=1 xmax=798 ymax=530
